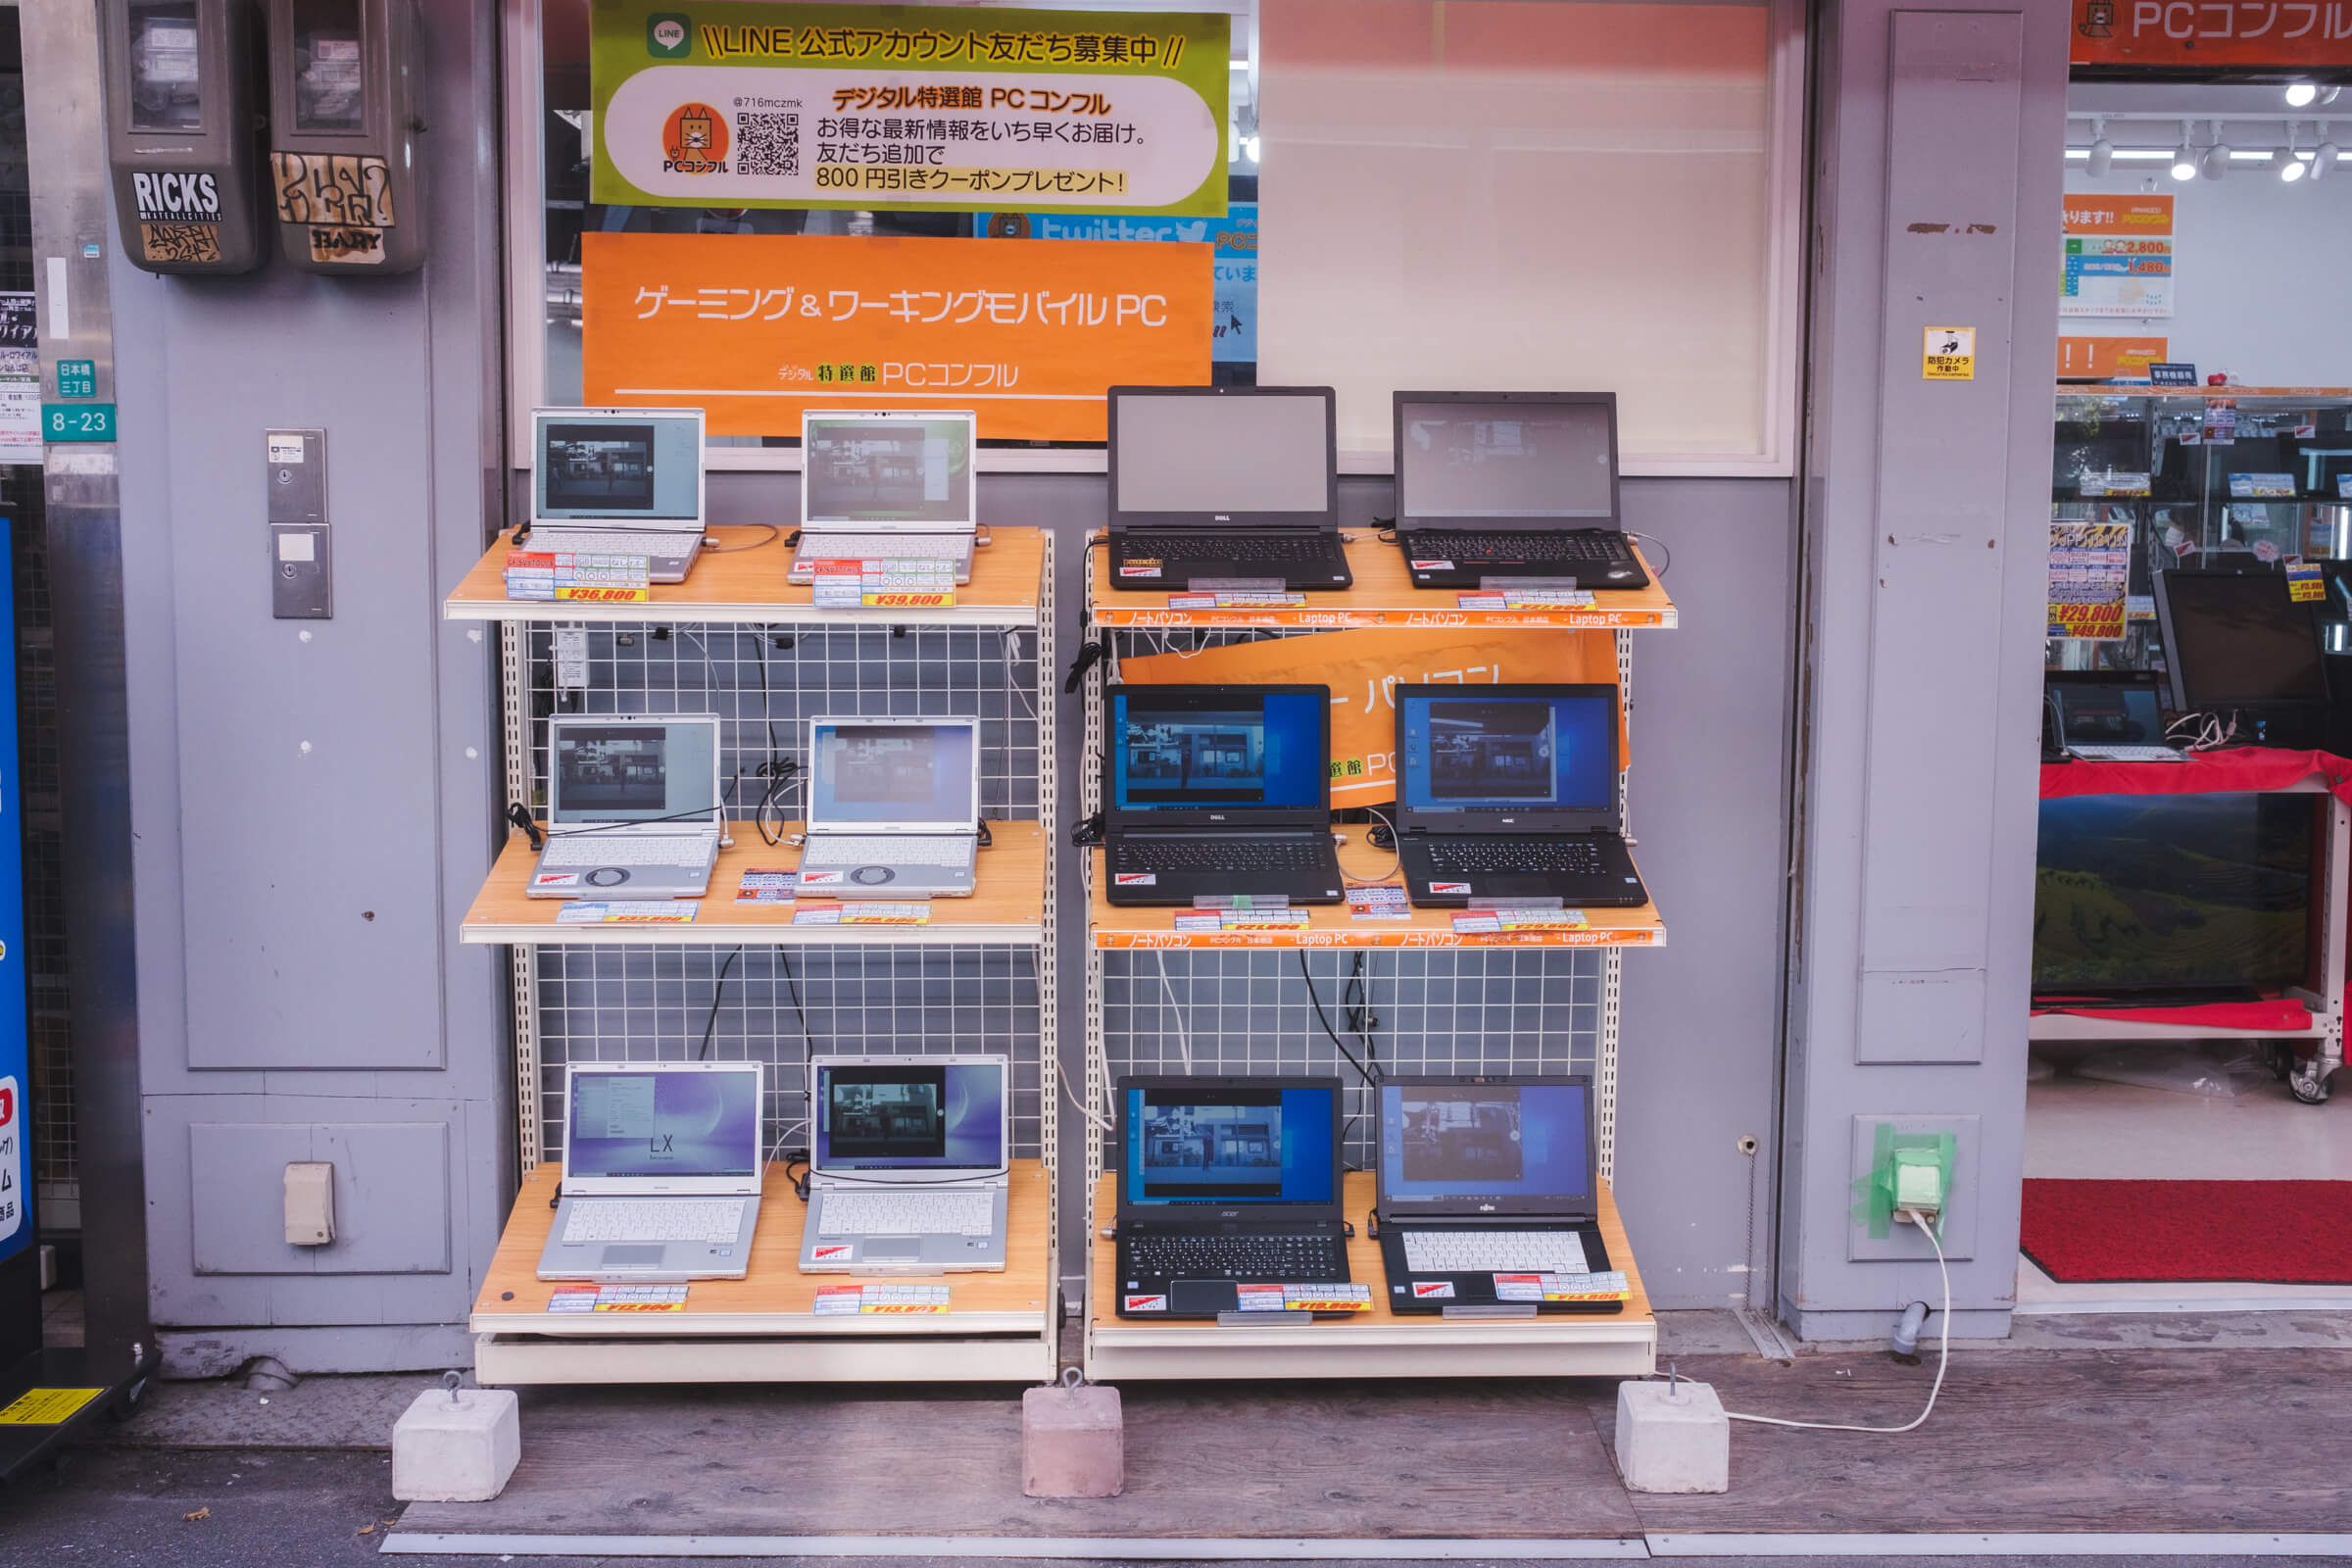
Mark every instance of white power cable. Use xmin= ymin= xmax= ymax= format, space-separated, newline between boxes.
xmin=1157 ymin=950 xmax=1195 ymax=1071
xmin=1056 ymin=1055 xmax=1112 ymax=1134
xmin=1723 ymin=1209 xmax=1952 ymax=1435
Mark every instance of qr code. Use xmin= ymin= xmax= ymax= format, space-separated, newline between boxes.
xmin=736 ymin=112 xmax=800 ymax=177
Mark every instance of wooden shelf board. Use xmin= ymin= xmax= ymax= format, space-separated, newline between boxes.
xmin=444 ymin=526 xmax=1044 ymax=627
xmin=1086 ymin=532 xmax=1677 ymax=629
xmin=461 ymin=820 xmax=1047 ymax=947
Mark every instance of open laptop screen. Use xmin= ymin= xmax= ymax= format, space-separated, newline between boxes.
xmin=1121 ymin=1084 xmax=1337 ymax=1205
xmin=808 ymin=720 xmax=978 ymax=829
xmin=568 ymin=1068 xmax=760 ymax=1180
xmin=1397 ymin=398 xmax=1616 ymax=524
xmin=1110 ymin=689 xmax=1324 ymax=813
xmin=1398 ymin=691 xmax=1615 ymax=815
xmin=533 ymin=411 xmax=703 ymax=523
xmin=1110 ymin=389 xmax=1334 ymax=522
xmin=813 ymin=1059 xmax=1005 ymax=1172
xmin=803 ymin=414 xmax=975 ymax=525
xmin=1378 ymin=1081 xmax=1592 ymax=1213
xmin=550 ymin=719 xmax=718 ymax=824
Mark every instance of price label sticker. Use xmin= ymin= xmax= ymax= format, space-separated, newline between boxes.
xmin=555 ymin=901 xmax=700 ymax=924
xmin=2288 ymin=562 xmax=2327 ymax=603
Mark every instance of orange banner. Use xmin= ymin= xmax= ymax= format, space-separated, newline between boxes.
xmin=581 ymin=231 xmax=1211 ymax=442
xmin=2059 ymin=335 xmax=2169 ymax=377
xmin=2072 ymin=0 xmax=2352 ymax=68
xmin=2061 ymin=194 xmax=2174 ymax=236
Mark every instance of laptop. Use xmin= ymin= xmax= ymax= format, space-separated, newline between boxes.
xmin=796 ymin=716 xmax=981 ymax=898
xmin=526 ymin=407 xmax=708 ymax=582
xmin=1391 ymin=391 xmax=1649 ymax=591
xmin=789 ymin=410 xmax=978 ymax=584
xmin=1392 ymin=683 xmax=1648 ymax=908
xmin=537 ymin=1062 xmax=764 ymax=1282
xmin=800 ymin=1054 xmax=1011 ymax=1273
xmin=1112 ymin=1075 xmax=1351 ymax=1319
xmin=1102 ymin=684 xmax=1345 ymax=906
xmin=2047 ymin=673 xmax=2181 ymax=762
xmin=528 ymin=713 xmax=724 ymax=900
xmin=1104 ymin=385 xmax=1352 ymax=591
xmin=1374 ymin=1075 xmax=1621 ymax=1316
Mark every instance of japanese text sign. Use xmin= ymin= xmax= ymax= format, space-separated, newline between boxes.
xmin=2062 ymin=195 xmax=2174 ymax=318
xmin=2048 ymin=520 xmax=2132 ymax=641
xmin=2072 ymin=0 xmax=2352 ymax=69
xmin=581 ymin=231 xmax=1210 ymax=442
xmin=592 ymin=2 xmax=1230 ymax=216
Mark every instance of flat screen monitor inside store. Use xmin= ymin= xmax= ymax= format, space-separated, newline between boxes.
xmin=2152 ymin=569 xmax=2329 ymax=714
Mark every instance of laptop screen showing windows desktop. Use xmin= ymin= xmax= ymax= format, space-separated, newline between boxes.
xmin=1121 ymin=1085 xmax=1337 ymax=1205
xmin=550 ymin=721 xmax=718 ymax=824
xmin=1397 ymin=400 xmax=1615 ymax=522
xmin=1378 ymin=1082 xmax=1592 ymax=1211
xmin=1110 ymin=691 xmax=1323 ymax=812
xmin=1398 ymin=693 xmax=1614 ymax=815
xmin=534 ymin=413 xmax=702 ymax=522
xmin=804 ymin=415 xmax=974 ymax=525
xmin=813 ymin=1060 xmax=1004 ymax=1171
xmin=808 ymin=722 xmax=977 ymax=827
xmin=567 ymin=1069 xmax=760 ymax=1180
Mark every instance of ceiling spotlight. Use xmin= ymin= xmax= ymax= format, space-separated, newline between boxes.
xmin=2314 ymin=126 xmax=2340 ymax=180
xmin=2203 ymin=137 xmax=2232 ymax=177
xmin=2278 ymin=146 xmax=2307 ymax=181
xmin=2087 ymin=117 xmax=2115 ymax=176
xmin=2172 ymin=121 xmax=2199 ymax=180
xmin=2287 ymin=81 xmax=2320 ymax=107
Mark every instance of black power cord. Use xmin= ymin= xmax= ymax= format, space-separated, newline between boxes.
xmin=1297 ymin=948 xmax=1378 ymax=1087
xmin=697 ymin=946 xmax=745 ymax=1060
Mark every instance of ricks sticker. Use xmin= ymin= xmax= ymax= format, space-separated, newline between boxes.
xmin=1122 ymin=1293 xmax=1168 ymax=1312
xmin=130 ymin=171 xmax=224 ymax=265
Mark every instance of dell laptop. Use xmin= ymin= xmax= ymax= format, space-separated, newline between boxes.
xmin=1104 ymin=385 xmax=1352 ymax=591
xmin=795 ymin=716 xmax=982 ymax=898
xmin=1374 ymin=1075 xmax=1620 ymax=1316
xmin=526 ymin=407 xmax=709 ymax=582
xmin=800 ymin=1054 xmax=1011 ymax=1274
xmin=1392 ymin=683 xmax=1646 ymax=909
xmin=528 ymin=713 xmax=725 ymax=900
xmin=789 ymin=410 xmax=979 ymax=584
xmin=537 ymin=1061 xmax=765 ymax=1282
xmin=1102 ymin=684 xmax=1345 ymax=906
xmin=1390 ymin=391 xmax=1649 ymax=591
xmin=1112 ymin=1075 xmax=1351 ymax=1319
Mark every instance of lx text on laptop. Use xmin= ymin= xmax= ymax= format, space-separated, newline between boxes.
xmin=536 ymin=1061 xmax=764 ymax=1282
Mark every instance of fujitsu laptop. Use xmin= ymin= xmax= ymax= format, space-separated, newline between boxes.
xmin=537 ymin=1062 xmax=764 ymax=1282
xmin=526 ymin=407 xmax=708 ymax=582
xmin=1102 ymin=684 xmax=1345 ymax=906
xmin=1392 ymin=684 xmax=1647 ymax=908
xmin=1374 ymin=1075 xmax=1621 ymax=1316
xmin=528 ymin=713 xmax=724 ymax=900
xmin=1105 ymin=385 xmax=1352 ymax=591
xmin=800 ymin=1055 xmax=1011 ymax=1273
xmin=789 ymin=411 xmax=978 ymax=584
xmin=795 ymin=717 xmax=981 ymax=898
xmin=1112 ymin=1075 xmax=1350 ymax=1319
xmin=1391 ymin=392 xmax=1649 ymax=590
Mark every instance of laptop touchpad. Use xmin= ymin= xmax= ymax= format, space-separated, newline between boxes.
xmin=1171 ymin=1280 xmax=1239 ymax=1314
xmin=599 ymin=1245 xmax=665 ymax=1269
xmin=863 ymin=1238 xmax=923 ymax=1259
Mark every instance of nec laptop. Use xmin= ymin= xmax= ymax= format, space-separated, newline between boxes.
xmin=528 ymin=713 xmax=724 ymax=900
xmin=527 ymin=407 xmax=708 ymax=582
xmin=537 ymin=1062 xmax=764 ymax=1282
xmin=789 ymin=411 xmax=979 ymax=584
xmin=1374 ymin=1075 xmax=1621 ymax=1316
xmin=800 ymin=1054 xmax=1011 ymax=1273
xmin=1112 ymin=1075 xmax=1350 ymax=1319
xmin=1105 ymin=385 xmax=1351 ymax=591
xmin=1102 ymin=684 xmax=1345 ymax=906
xmin=795 ymin=717 xmax=981 ymax=898
xmin=1391 ymin=391 xmax=1649 ymax=591
xmin=1392 ymin=684 xmax=1647 ymax=908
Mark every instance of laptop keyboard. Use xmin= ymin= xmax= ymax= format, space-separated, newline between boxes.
xmin=1122 ymin=1232 xmax=1348 ymax=1280
xmin=797 ymin=532 xmax=971 ymax=562
xmin=1423 ymin=837 xmax=1606 ymax=876
xmin=817 ymin=1190 xmax=996 ymax=1238
xmin=1114 ymin=833 xmax=1328 ymax=872
xmin=534 ymin=529 xmax=699 ymax=559
xmin=562 ymin=1198 xmax=746 ymax=1246
xmin=806 ymin=835 xmax=974 ymax=867
xmin=1121 ymin=533 xmax=1334 ymax=564
xmin=541 ymin=833 xmax=714 ymax=868
xmin=1404 ymin=529 xmax=1635 ymax=565
xmin=2070 ymin=744 xmax=2185 ymax=763
xmin=1400 ymin=1228 xmax=1590 ymax=1276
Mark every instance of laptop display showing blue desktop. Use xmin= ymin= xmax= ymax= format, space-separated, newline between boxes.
xmin=1377 ymin=1081 xmax=1592 ymax=1211
xmin=1397 ymin=690 xmax=1615 ymax=819
xmin=1109 ymin=689 xmax=1325 ymax=811
xmin=566 ymin=1067 xmax=761 ymax=1182
xmin=1120 ymin=1083 xmax=1338 ymax=1205
xmin=812 ymin=1059 xmax=1004 ymax=1170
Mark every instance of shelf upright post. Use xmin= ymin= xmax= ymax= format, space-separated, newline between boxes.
xmin=501 ymin=618 xmax=541 ymax=1175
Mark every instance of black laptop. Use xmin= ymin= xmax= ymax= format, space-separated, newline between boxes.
xmin=1391 ymin=683 xmax=1648 ymax=908
xmin=1391 ymin=391 xmax=1649 ymax=590
xmin=1102 ymin=683 xmax=1346 ymax=906
xmin=1112 ymin=1075 xmax=1351 ymax=1320
xmin=1105 ymin=385 xmax=1352 ymax=591
xmin=1374 ymin=1075 xmax=1622 ymax=1316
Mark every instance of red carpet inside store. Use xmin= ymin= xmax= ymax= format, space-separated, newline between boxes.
xmin=2021 ymin=1177 xmax=2352 ymax=1284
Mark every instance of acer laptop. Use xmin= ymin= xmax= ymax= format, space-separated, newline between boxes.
xmin=528 ymin=713 xmax=724 ymax=900
xmin=795 ymin=716 xmax=981 ymax=898
xmin=789 ymin=411 xmax=978 ymax=584
xmin=1391 ymin=391 xmax=1649 ymax=590
xmin=1102 ymin=684 xmax=1345 ymax=906
xmin=527 ymin=407 xmax=708 ymax=582
xmin=1392 ymin=683 xmax=1647 ymax=908
xmin=1374 ymin=1075 xmax=1621 ymax=1316
xmin=537 ymin=1062 xmax=764 ymax=1282
xmin=800 ymin=1054 xmax=1010 ymax=1274
xmin=1105 ymin=385 xmax=1352 ymax=591
xmin=1112 ymin=1075 xmax=1350 ymax=1319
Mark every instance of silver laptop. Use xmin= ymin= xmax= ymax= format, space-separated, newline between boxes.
xmin=789 ymin=410 xmax=978 ymax=584
xmin=795 ymin=716 xmax=980 ymax=899
xmin=529 ymin=713 xmax=725 ymax=900
xmin=527 ymin=407 xmax=708 ymax=583
xmin=538 ymin=1061 xmax=765 ymax=1282
xmin=801 ymin=1054 xmax=1010 ymax=1274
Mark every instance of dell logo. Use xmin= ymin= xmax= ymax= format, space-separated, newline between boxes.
xmin=1209 ymin=813 xmax=1226 ymax=821
xmin=1214 ymin=514 xmax=1232 ymax=521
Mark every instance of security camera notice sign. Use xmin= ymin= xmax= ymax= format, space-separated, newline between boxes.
xmin=1922 ymin=326 xmax=1976 ymax=380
